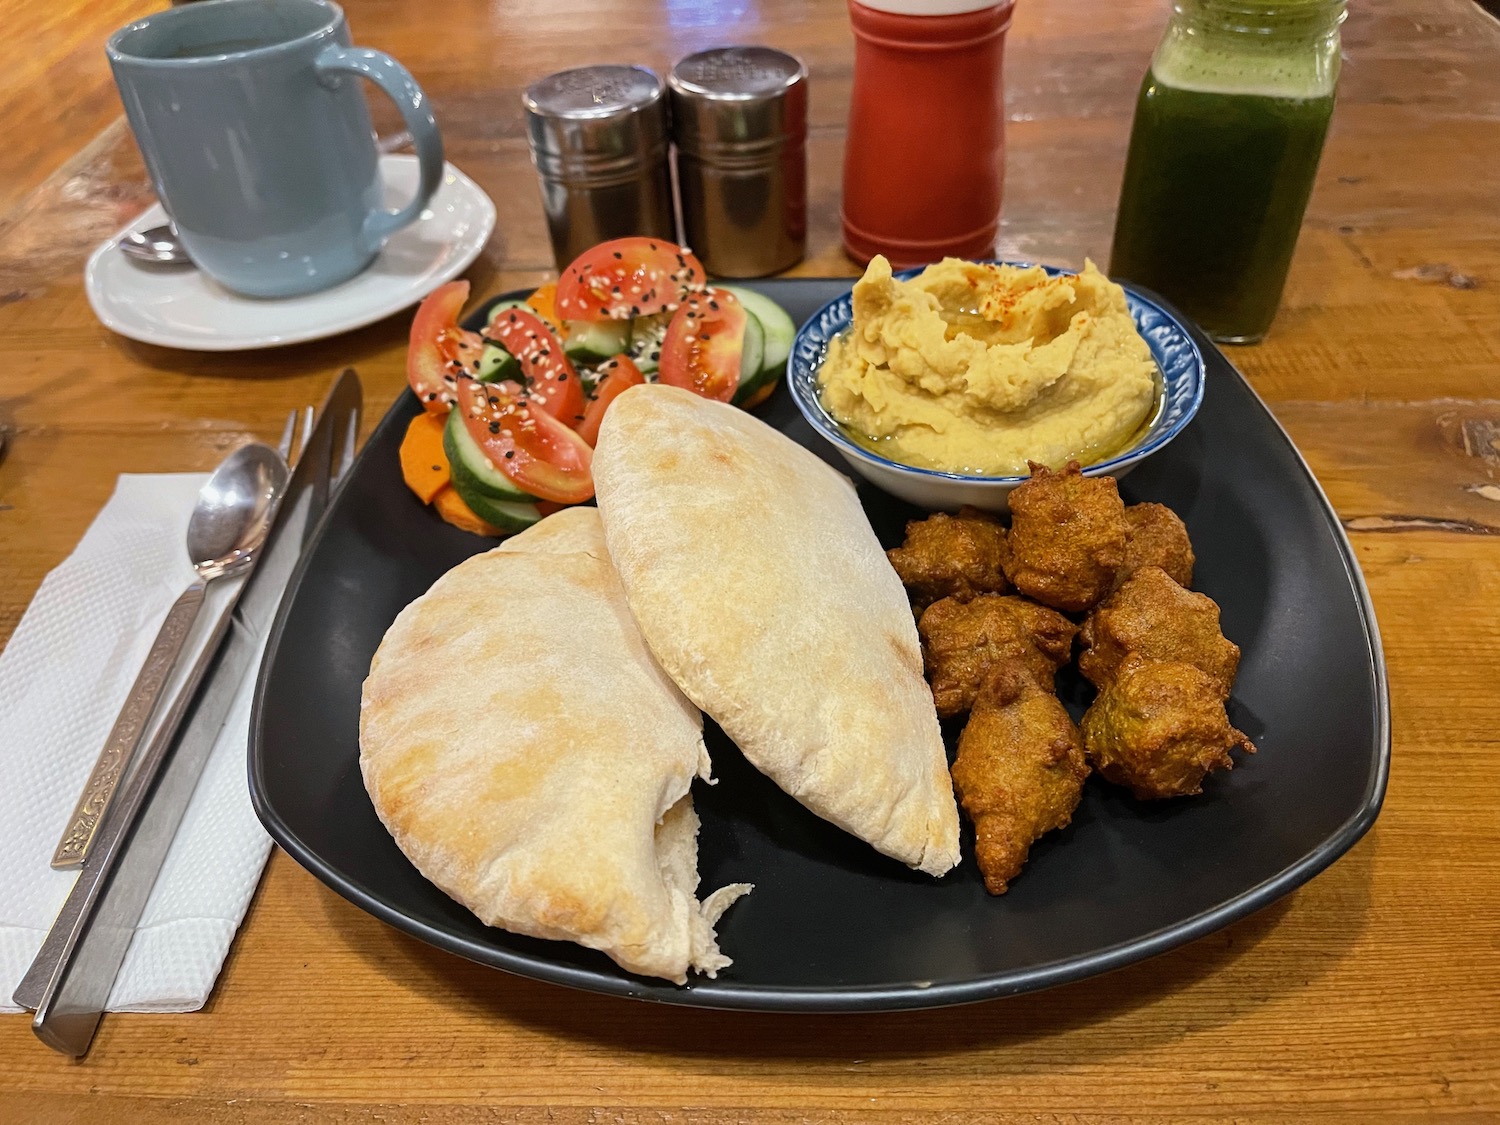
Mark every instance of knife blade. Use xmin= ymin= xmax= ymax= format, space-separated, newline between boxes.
xmin=13 ymin=370 xmax=361 ymax=1055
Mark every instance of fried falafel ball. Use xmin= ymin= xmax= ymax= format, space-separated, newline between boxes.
xmin=887 ymin=506 xmax=1010 ymax=609
xmin=951 ymin=664 xmax=1090 ymax=895
xmin=1120 ymin=502 xmax=1195 ymax=588
xmin=918 ymin=594 xmax=1078 ymax=717
xmin=1003 ymin=461 xmax=1127 ymax=613
xmin=1078 ymin=566 xmax=1239 ymax=699
xmin=1080 ymin=654 xmax=1254 ymax=800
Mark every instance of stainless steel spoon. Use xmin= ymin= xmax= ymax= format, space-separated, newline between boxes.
xmin=117 ymin=223 xmax=193 ymax=265
xmin=50 ymin=442 xmax=290 ymax=869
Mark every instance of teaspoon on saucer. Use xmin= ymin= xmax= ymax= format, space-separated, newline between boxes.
xmin=117 ymin=223 xmax=193 ymax=265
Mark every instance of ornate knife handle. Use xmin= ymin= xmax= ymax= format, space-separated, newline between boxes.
xmin=50 ymin=580 xmax=206 ymax=869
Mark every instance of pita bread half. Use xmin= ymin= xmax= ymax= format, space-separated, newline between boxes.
xmin=359 ymin=506 xmax=749 ymax=983
xmin=593 ymin=385 xmax=961 ymax=876
xmin=497 ymin=503 xmax=606 ymax=555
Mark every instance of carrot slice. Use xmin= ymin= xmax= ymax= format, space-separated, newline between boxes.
xmin=738 ymin=377 xmax=781 ymax=411
xmin=525 ymin=281 xmax=563 ymax=332
xmin=431 ymin=485 xmax=504 ymax=537
xmin=399 ymin=412 xmax=451 ymax=504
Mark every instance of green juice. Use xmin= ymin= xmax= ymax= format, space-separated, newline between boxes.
xmin=1110 ymin=73 xmax=1335 ymax=343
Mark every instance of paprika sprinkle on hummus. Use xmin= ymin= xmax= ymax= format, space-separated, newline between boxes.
xmin=817 ymin=256 xmax=1159 ymax=476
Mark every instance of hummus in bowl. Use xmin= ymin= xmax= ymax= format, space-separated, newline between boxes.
xmin=787 ymin=259 xmax=1204 ymax=512
xmin=818 ymin=256 xmax=1158 ymax=476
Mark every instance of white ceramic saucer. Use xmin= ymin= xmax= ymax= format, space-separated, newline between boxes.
xmin=84 ymin=155 xmax=496 ymax=351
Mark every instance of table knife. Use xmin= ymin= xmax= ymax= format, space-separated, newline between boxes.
xmin=12 ymin=370 xmax=361 ymax=1055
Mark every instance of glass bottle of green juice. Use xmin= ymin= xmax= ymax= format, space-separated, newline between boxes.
xmin=1109 ymin=0 xmax=1346 ymax=343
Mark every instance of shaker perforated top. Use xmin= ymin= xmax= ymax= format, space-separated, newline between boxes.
xmin=668 ymin=47 xmax=806 ymax=155
xmin=523 ymin=65 xmax=668 ymax=168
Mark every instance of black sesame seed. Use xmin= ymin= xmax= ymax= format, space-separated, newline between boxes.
xmin=505 ymin=451 xmax=514 ymax=459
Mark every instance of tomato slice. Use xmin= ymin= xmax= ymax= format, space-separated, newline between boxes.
xmin=485 ymin=306 xmax=587 ymax=428
xmin=555 ymin=237 xmax=706 ymax=321
xmin=455 ymin=376 xmax=594 ymax=505
xmin=658 ymin=287 xmax=746 ymax=403
xmin=575 ymin=355 xmax=647 ymax=447
xmin=408 ymin=281 xmax=485 ymax=413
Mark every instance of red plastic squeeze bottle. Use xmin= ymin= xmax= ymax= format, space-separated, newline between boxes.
xmin=841 ymin=0 xmax=1015 ymax=268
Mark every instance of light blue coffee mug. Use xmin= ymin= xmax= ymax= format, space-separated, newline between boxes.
xmin=107 ymin=0 xmax=444 ymax=298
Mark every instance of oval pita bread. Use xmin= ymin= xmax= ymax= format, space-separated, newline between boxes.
xmin=360 ymin=506 xmax=748 ymax=983
xmin=593 ymin=385 xmax=960 ymax=876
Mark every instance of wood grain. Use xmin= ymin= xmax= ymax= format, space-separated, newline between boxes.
xmin=0 ymin=0 xmax=157 ymax=217
xmin=2 ymin=0 xmax=1500 ymax=1119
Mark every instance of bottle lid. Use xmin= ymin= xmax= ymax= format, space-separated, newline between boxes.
xmin=852 ymin=0 xmax=1009 ymax=14
xmin=669 ymin=46 xmax=807 ymax=159
xmin=523 ymin=65 xmax=669 ymax=177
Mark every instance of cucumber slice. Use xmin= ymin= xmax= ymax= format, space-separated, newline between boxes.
xmin=448 ymin=470 xmax=543 ymax=533
xmin=443 ymin=407 xmax=536 ymax=503
xmin=722 ymin=286 xmax=795 ymax=375
xmin=481 ymin=298 xmax=531 ymax=340
xmin=487 ymin=298 xmax=529 ymax=317
xmin=476 ymin=343 xmax=520 ymax=384
xmin=627 ymin=311 xmax=671 ymax=375
xmin=563 ymin=319 xmax=632 ymax=364
xmin=732 ymin=311 xmax=766 ymax=405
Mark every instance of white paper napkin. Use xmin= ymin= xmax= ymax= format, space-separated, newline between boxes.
xmin=0 ymin=474 xmax=275 ymax=1013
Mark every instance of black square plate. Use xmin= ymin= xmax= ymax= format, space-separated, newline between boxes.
xmin=249 ymin=278 xmax=1389 ymax=1012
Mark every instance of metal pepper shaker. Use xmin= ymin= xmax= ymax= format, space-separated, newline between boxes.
xmin=668 ymin=46 xmax=808 ymax=278
xmin=523 ymin=65 xmax=677 ymax=271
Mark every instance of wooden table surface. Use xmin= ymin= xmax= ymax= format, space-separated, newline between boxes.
xmin=3 ymin=0 xmax=1499 ymax=1120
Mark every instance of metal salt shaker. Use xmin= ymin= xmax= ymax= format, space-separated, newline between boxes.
xmin=523 ymin=65 xmax=676 ymax=271
xmin=669 ymin=46 xmax=808 ymax=278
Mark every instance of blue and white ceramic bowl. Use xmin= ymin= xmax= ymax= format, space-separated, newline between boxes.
xmin=788 ymin=264 xmax=1205 ymax=512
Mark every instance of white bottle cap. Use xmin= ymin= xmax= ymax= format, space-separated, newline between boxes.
xmin=852 ymin=0 xmax=1008 ymax=14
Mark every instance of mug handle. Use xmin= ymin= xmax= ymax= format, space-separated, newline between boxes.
xmin=314 ymin=46 xmax=445 ymax=256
